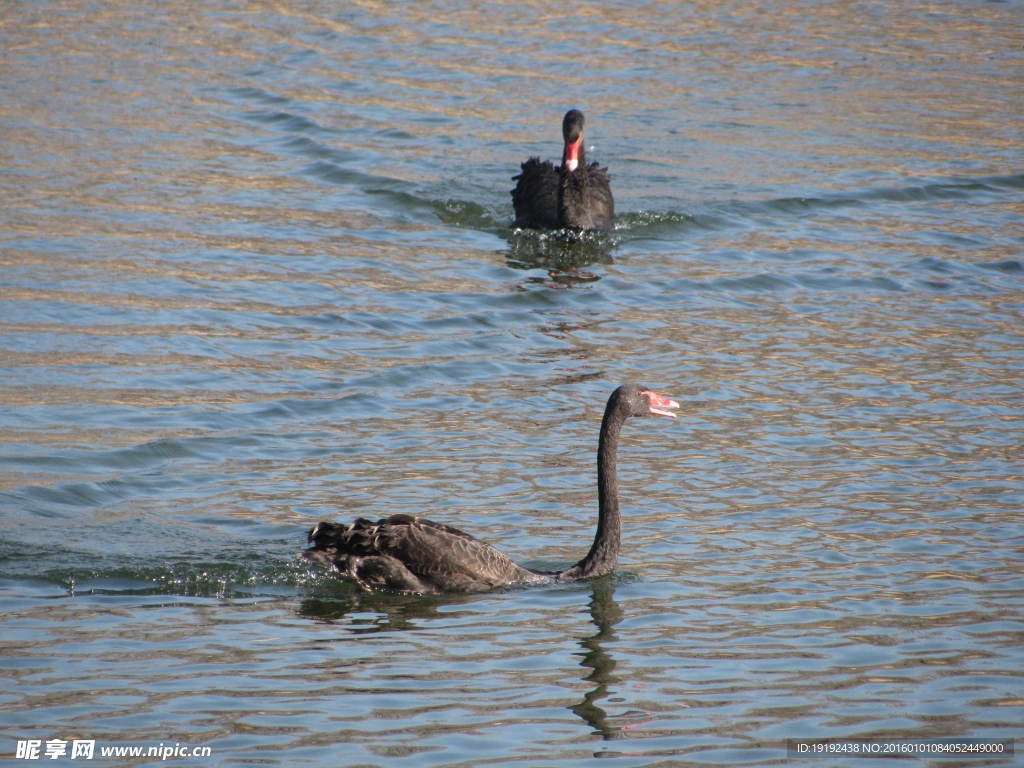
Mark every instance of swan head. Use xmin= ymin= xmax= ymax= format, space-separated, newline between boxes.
xmin=616 ymin=383 xmax=680 ymax=419
xmin=562 ymin=109 xmax=585 ymax=172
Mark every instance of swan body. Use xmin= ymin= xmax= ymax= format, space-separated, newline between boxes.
xmin=303 ymin=384 xmax=678 ymax=594
xmin=512 ymin=109 xmax=615 ymax=232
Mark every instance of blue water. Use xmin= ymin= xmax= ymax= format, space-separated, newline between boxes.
xmin=1 ymin=0 xmax=1022 ymax=766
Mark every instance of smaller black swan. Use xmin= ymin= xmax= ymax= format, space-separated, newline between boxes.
xmin=512 ymin=109 xmax=614 ymax=232
xmin=303 ymin=383 xmax=677 ymax=593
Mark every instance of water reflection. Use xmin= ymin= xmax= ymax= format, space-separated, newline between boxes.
xmin=504 ymin=230 xmax=614 ymax=286
xmin=297 ymin=574 xmax=630 ymax=739
xmin=297 ymin=584 xmax=468 ymax=631
xmin=570 ymin=575 xmax=625 ymax=739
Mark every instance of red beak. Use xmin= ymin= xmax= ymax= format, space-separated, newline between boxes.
xmin=563 ymin=137 xmax=582 ymax=172
xmin=642 ymin=391 xmax=680 ymax=418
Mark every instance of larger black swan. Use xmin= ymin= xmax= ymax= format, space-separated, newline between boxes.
xmin=303 ymin=383 xmax=677 ymax=593
xmin=512 ymin=109 xmax=614 ymax=232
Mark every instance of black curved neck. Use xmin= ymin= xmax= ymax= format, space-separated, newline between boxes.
xmin=562 ymin=394 xmax=624 ymax=580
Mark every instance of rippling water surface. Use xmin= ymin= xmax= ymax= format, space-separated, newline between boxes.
xmin=2 ymin=1 xmax=1022 ymax=766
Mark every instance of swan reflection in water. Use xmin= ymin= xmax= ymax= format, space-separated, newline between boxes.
xmin=570 ymin=574 xmax=627 ymax=739
xmin=296 ymin=575 xmax=632 ymax=739
xmin=504 ymin=228 xmax=615 ymax=287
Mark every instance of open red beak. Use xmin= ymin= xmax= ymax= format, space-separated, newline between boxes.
xmin=643 ymin=390 xmax=680 ymax=418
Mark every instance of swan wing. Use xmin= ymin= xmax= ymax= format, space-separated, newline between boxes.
xmin=512 ymin=158 xmax=560 ymax=229
xmin=306 ymin=515 xmax=543 ymax=592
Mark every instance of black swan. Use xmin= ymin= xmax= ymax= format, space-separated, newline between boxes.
xmin=512 ymin=109 xmax=615 ymax=232
xmin=302 ymin=383 xmax=677 ymax=593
